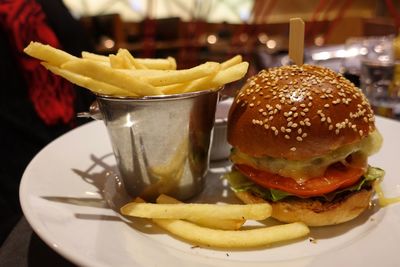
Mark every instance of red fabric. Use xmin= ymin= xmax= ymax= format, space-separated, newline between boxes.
xmin=0 ymin=0 xmax=75 ymax=125
xmin=385 ymin=0 xmax=400 ymax=30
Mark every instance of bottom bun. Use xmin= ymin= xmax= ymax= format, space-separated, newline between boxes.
xmin=235 ymin=189 xmax=373 ymax=227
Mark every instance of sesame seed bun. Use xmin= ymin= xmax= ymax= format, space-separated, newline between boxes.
xmin=227 ymin=64 xmax=376 ymax=160
xmin=234 ymin=188 xmax=373 ymax=226
xmin=226 ymin=64 xmax=379 ymax=226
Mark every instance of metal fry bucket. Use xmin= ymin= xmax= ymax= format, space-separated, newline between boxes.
xmin=87 ymin=90 xmax=219 ymax=201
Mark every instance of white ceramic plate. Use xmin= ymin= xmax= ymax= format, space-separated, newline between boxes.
xmin=20 ymin=116 xmax=400 ymax=267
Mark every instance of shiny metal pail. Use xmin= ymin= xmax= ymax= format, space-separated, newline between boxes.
xmin=87 ymin=90 xmax=219 ymax=201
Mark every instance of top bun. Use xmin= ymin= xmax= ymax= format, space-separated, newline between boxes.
xmin=227 ymin=65 xmax=376 ymax=160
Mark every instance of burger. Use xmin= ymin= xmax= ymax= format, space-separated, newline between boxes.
xmin=226 ymin=64 xmax=384 ymax=226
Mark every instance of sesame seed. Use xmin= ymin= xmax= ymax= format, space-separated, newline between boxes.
xmin=235 ymin=65 xmax=375 ymax=139
xmin=285 ymin=135 xmax=290 ymax=139
xmin=290 ymin=147 xmax=297 ymax=151
xmin=296 ymin=136 xmax=303 ymax=142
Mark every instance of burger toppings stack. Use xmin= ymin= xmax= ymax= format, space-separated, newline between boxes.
xmin=226 ymin=64 xmax=384 ymax=226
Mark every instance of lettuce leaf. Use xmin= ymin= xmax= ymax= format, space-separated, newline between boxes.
xmin=225 ymin=166 xmax=385 ymax=202
xmin=224 ymin=169 xmax=292 ymax=201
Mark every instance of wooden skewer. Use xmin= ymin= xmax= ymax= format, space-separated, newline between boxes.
xmin=289 ymin=18 xmax=305 ymax=66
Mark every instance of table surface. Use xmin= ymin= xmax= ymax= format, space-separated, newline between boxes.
xmin=0 ymin=217 xmax=76 ymax=267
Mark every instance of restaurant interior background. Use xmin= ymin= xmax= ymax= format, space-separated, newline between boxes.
xmin=64 ymin=0 xmax=400 ymax=115
xmin=1 ymin=0 xmax=400 ymax=247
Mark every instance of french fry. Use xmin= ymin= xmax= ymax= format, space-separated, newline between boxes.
xmin=118 ymin=48 xmax=148 ymax=69
xmin=81 ymin=51 xmax=108 ymax=62
xmin=190 ymin=61 xmax=249 ymax=91
xmin=141 ymin=62 xmax=220 ymax=86
xmin=128 ymin=198 xmax=309 ymax=249
xmin=166 ymin=57 xmax=177 ymax=70
xmin=162 ymin=62 xmax=249 ymax=94
xmin=153 ymin=219 xmax=309 ymax=248
xmin=82 ymin=51 xmax=176 ymax=70
xmin=156 ymin=194 xmax=244 ymax=230
xmin=118 ymin=69 xmax=176 ymax=77
xmin=134 ymin=57 xmax=176 ymax=70
xmin=41 ymin=63 xmax=134 ymax=96
xmin=221 ymin=55 xmax=243 ymax=70
xmin=109 ymin=54 xmax=134 ymax=69
xmin=158 ymin=83 xmax=187 ymax=95
xmin=24 ymin=42 xmax=248 ymax=97
xmin=61 ymin=59 xmax=162 ymax=96
xmin=24 ymin=41 xmax=77 ymax=66
xmin=120 ymin=202 xmax=271 ymax=220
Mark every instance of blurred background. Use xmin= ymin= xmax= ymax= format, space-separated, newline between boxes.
xmin=63 ymin=0 xmax=400 ymax=118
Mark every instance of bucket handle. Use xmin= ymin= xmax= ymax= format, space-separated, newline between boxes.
xmin=77 ymin=100 xmax=103 ymax=120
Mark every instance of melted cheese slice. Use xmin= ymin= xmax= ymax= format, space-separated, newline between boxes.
xmin=374 ymin=182 xmax=400 ymax=207
xmin=231 ymin=130 xmax=383 ymax=182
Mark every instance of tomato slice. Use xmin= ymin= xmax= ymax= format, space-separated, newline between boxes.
xmin=235 ymin=164 xmax=364 ymax=197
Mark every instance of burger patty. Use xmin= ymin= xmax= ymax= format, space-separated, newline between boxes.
xmin=235 ymin=187 xmax=374 ymax=226
xmin=273 ymin=186 xmax=373 ymax=213
xmin=243 ymin=186 xmax=372 ymax=210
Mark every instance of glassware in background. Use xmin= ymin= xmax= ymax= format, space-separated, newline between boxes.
xmin=341 ymin=35 xmax=400 ymax=119
xmin=342 ymin=35 xmax=395 ymax=77
xmin=360 ymin=59 xmax=400 ymax=119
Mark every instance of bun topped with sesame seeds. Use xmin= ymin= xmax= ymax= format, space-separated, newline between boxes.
xmin=227 ymin=64 xmax=375 ymax=161
xmin=225 ymin=64 xmax=384 ymax=226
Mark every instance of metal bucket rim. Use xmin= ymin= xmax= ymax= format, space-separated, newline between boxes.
xmin=95 ymin=87 xmax=222 ymax=102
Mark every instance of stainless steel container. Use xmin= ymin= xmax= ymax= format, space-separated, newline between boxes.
xmin=87 ymin=90 xmax=219 ymax=201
